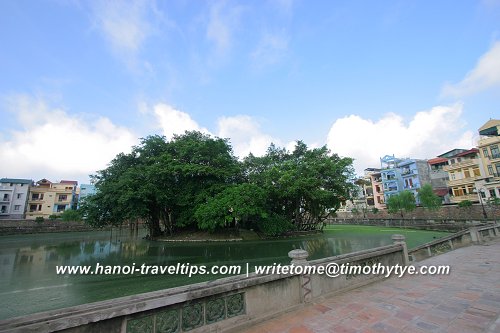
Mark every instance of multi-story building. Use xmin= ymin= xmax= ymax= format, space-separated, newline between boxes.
xmin=369 ymin=169 xmax=385 ymax=209
xmin=378 ymin=155 xmax=432 ymax=205
xmin=442 ymin=149 xmax=484 ymax=204
xmin=0 ymin=178 xmax=32 ymax=219
xmin=398 ymin=159 xmax=432 ymax=204
xmin=77 ymin=184 xmax=97 ymax=208
xmin=362 ymin=168 xmax=377 ymax=208
xmin=476 ymin=119 xmax=500 ymax=201
xmin=380 ymin=155 xmax=404 ymax=204
xmin=427 ymin=157 xmax=450 ymax=203
xmin=26 ymin=179 xmax=78 ymax=219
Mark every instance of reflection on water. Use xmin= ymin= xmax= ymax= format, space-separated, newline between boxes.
xmin=0 ymin=227 xmax=444 ymax=320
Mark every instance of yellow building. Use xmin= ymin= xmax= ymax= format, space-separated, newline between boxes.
xmin=443 ymin=149 xmax=484 ymax=204
xmin=476 ymin=119 xmax=500 ymax=201
xmin=26 ymin=179 xmax=78 ymax=219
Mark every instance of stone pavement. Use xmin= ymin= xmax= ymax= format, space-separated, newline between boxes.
xmin=241 ymin=240 xmax=500 ymax=333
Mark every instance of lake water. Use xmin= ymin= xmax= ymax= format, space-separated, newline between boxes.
xmin=0 ymin=226 xmax=449 ymax=320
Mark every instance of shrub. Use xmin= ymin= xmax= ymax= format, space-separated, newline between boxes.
xmin=60 ymin=209 xmax=83 ymax=222
xmin=256 ymin=214 xmax=292 ymax=236
xmin=458 ymin=200 xmax=473 ymax=208
xmin=35 ymin=216 xmax=44 ymax=223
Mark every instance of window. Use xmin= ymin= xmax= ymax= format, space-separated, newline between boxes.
xmin=38 ymin=205 xmax=42 ymax=211
xmin=56 ymin=205 xmax=66 ymax=212
xmin=14 ymin=205 xmax=20 ymax=211
xmin=3 ymin=194 xmax=8 ymax=200
xmin=464 ymin=169 xmax=471 ymax=178
xmin=490 ymin=189 xmax=496 ymax=198
xmin=450 ymin=172 xmax=456 ymax=180
xmin=17 ymin=193 xmax=22 ymax=199
xmin=483 ymin=148 xmax=489 ymax=158
xmin=496 ymin=163 xmax=500 ymax=175
xmin=29 ymin=204 xmax=37 ymax=212
xmin=1 ymin=205 xmax=7 ymax=213
xmin=491 ymin=145 xmax=500 ymax=158
xmin=488 ymin=165 xmax=494 ymax=175
xmin=450 ymin=159 xmax=455 ymax=164
xmin=58 ymin=195 xmax=68 ymax=202
xmin=457 ymin=158 xmax=462 ymax=162
xmin=472 ymin=167 xmax=481 ymax=177
xmin=467 ymin=185 xmax=474 ymax=194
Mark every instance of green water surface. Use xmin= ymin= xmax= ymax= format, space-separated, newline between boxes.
xmin=0 ymin=225 xmax=449 ymax=320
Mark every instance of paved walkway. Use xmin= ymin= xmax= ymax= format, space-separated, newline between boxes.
xmin=242 ymin=240 xmax=500 ymax=333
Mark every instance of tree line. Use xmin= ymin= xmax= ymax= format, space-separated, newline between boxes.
xmin=80 ymin=131 xmax=356 ymax=238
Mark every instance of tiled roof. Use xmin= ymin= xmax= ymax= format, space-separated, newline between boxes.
xmin=433 ymin=188 xmax=449 ymax=197
xmin=455 ymin=148 xmax=479 ymax=157
xmin=427 ymin=157 xmax=448 ymax=165
xmin=60 ymin=180 xmax=78 ymax=185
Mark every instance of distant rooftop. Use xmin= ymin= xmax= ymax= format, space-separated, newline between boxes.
xmin=60 ymin=180 xmax=78 ymax=185
xmin=0 ymin=178 xmax=32 ymax=184
xmin=479 ymin=119 xmax=500 ymax=136
xmin=428 ymin=157 xmax=448 ymax=165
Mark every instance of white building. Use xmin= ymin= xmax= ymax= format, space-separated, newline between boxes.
xmin=0 ymin=178 xmax=32 ymax=219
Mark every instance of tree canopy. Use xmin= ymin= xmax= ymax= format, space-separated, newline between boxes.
xmin=82 ymin=133 xmax=356 ymax=238
xmin=417 ymin=184 xmax=442 ymax=211
xmin=386 ymin=190 xmax=416 ymax=218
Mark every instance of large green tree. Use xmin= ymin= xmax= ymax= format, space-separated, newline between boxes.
xmin=417 ymin=184 xmax=442 ymax=211
xmin=386 ymin=190 xmax=416 ymax=218
xmin=243 ymin=141 xmax=355 ymax=231
xmin=82 ymin=132 xmax=240 ymax=238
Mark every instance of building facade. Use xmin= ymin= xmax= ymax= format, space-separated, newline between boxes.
xmin=26 ymin=179 xmax=78 ymax=219
xmin=0 ymin=178 xmax=32 ymax=219
xmin=476 ymin=119 xmax=500 ymax=201
xmin=427 ymin=157 xmax=450 ymax=203
xmin=442 ymin=149 xmax=484 ymax=204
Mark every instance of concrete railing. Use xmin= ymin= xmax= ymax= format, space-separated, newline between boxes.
xmin=0 ymin=237 xmax=407 ymax=333
xmin=408 ymin=223 xmax=500 ymax=262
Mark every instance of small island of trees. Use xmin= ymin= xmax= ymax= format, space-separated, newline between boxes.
xmin=81 ymin=131 xmax=357 ymax=239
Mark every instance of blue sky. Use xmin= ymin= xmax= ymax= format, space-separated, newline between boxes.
xmin=1 ymin=0 xmax=500 ymax=184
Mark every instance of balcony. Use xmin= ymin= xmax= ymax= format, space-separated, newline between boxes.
xmin=449 ymin=194 xmax=479 ymax=204
xmin=401 ymin=169 xmax=415 ymax=176
xmin=446 ymin=178 xmax=476 ymax=187
xmin=443 ymin=159 xmax=478 ymax=172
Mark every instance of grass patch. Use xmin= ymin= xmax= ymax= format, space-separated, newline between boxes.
xmin=324 ymin=225 xmax=451 ymax=249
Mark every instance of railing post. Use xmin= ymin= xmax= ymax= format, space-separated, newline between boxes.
xmin=288 ymin=249 xmax=312 ymax=303
xmin=392 ymin=234 xmax=409 ymax=266
xmin=469 ymin=226 xmax=481 ymax=244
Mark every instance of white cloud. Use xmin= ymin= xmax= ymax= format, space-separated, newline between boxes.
xmin=216 ymin=115 xmax=277 ymax=157
xmin=206 ymin=0 xmax=244 ymax=59
xmin=441 ymin=41 xmax=500 ymax=97
xmin=153 ymin=104 xmax=211 ymax=140
xmin=1 ymin=95 xmax=138 ymax=183
xmin=91 ymin=0 xmax=153 ymax=52
xmin=326 ymin=104 xmax=474 ymax=175
xmin=251 ymin=32 xmax=289 ymax=69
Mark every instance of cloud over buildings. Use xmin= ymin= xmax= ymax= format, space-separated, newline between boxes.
xmin=0 ymin=95 xmax=138 ymax=183
xmin=326 ymin=104 xmax=474 ymax=174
